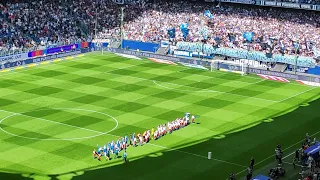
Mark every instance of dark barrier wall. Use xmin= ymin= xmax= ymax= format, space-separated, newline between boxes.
xmin=122 ymin=40 xmax=160 ymax=53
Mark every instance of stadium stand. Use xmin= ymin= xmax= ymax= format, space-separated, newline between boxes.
xmin=1 ymin=0 xmax=320 ymax=180
xmin=1 ymin=0 xmax=320 ymax=58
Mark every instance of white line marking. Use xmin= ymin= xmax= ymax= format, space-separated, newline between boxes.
xmin=104 ymin=62 xmax=147 ymax=74
xmin=153 ymin=80 xmax=279 ymax=102
xmin=1 ymin=52 xmax=310 ymax=90
xmin=1 ymin=107 xmax=245 ymax=168
xmin=282 ymin=161 xmax=304 ymax=168
xmin=105 ymin=69 xmax=279 ymax=103
xmin=0 ymin=108 xmax=118 ymax=141
xmin=0 ymin=55 xmax=88 ymax=78
xmin=104 ymin=70 xmax=316 ymax=103
xmin=147 ymin=142 xmax=247 ymax=168
xmin=234 ymin=130 xmax=320 ymax=176
xmin=103 ymin=132 xmax=246 ymax=168
xmin=278 ymin=86 xmax=318 ymax=102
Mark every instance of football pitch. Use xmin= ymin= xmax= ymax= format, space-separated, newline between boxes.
xmin=0 ymin=52 xmax=319 ymax=180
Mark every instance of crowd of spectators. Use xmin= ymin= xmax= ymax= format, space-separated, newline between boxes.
xmin=1 ymin=0 xmax=320 ymax=58
xmin=0 ymin=0 xmax=97 ymax=54
xmin=117 ymin=1 xmax=320 ymax=57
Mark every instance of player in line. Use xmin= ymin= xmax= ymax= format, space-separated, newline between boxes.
xmin=93 ymin=113 xmax=197 ymax=161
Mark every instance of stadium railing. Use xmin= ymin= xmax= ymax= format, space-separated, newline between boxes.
xmin=176 ymin=42 xmax=316 ymax=68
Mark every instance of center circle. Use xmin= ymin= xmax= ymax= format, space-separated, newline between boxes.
xmin=0 ymin=108 xmax=118 ymax=141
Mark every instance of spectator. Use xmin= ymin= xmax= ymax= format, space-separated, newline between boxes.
xmin=1 ymin=0 xmax=320 ymax=58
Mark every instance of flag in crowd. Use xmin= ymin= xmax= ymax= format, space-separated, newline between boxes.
xmin=199 ymin=27 xmax=209 ymax=40
xmin=243 ymin=32 xmax=254 ymax=42
xmin=203 ymin=10 xmax=213 ymax=19
xmin=180 ymin=23 xmax=189 ymax=39
xmin=293 ymin=41 xmax=300 ymax=51
xmin=167 ymin=28 xmax=176 ymax=39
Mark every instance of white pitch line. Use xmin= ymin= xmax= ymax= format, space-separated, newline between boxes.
xmin=234 ymin=130 xmax=320 ymax=176
xmin=104 ymin=61 xmax=148 ymax=74
xmin=147 ymin=142 xmax=247 ymax=168
xmin=0 ymin=52 xmax=123 ymax=78
xmin=177 ymin=65 xmax=306 ymax=87
xmin=0 ymin=51 xmax=310 ymax=89
xmin=282 ymin=161 xmax=304 ymax=168
xmin=0 ymin=55 xmax=89 ymax=78
xmin=104 ymin=70 xmax=316 ymax=103
xmin=278 ymin=86 xmax=318 ymax=102
xmin=0 ymin=108 xmax=119 ymax=141
xmin=0 ymin=108 xmax=246 ymax=168
xmin=104 ymin=132 xmax=246 ymax=168
xmin=153 ymin=80 xmax=279 ymax=103
xmin=104 ymin=69 xmax=278 ymax=103
xmin=0 ymin=109 xmax=103 ymax=134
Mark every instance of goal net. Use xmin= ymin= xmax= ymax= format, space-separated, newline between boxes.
xmin=210 ymin=59 xmax=248 ymax=76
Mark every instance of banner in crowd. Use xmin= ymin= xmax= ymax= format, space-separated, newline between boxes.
xmin=243 ymin=32 xmax=254 ymax=42
xmin=28 ymin=43 xmax=83 ymax=58
xmin=262 ymin=1 xmax=319 ymax=10
xmin=167 ymin=28 xmax=176 ymax=39
xmin=28 ymin=50 xmax=43 ymax=58
xmin=160 ymin=41 xmax=169 ymax=48
xmin=219 ymin=0 xmax=256 ymax=5
xmin=0 ymin=51 xmax=81 ymax=70
xmin=104 ymin=47 xmax=212 ymax=67
xmin=44 ymin=44 xmax=79 ymax=55
xmin=203 ymin=10 xmax=213 ymax=19
xmin=176 ymin=42 xmax=316 ymax=68
xmin=217 ymin=0 xmax=320 ymax=11
xmin=0 ymin=53 xmax=28 ymax=63
xmin=180 ymin=23 xmax=189 ymax=39
xmin=199 ymin=28 xmax=209 ymax=40
xmin=81 ymin=42 xmax=89 ymax=48
xmin=174 ymin=50 xmax=214 ymax=59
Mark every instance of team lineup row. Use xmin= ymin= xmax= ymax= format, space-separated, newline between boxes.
xmin=92 ymin=113 xmax=196 ymax=162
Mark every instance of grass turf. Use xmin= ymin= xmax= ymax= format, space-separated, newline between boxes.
xmin=0 ymin=52 xmax=319 ymax=180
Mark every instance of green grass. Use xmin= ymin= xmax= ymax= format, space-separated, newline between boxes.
xmin=0 ymin=52 xmax=319 ymax=180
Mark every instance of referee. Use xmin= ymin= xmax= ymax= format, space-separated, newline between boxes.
xmin=250 ymin=157 xmax=255 ymax=169
xmin=275 ymin=145 xmax=283 ymax=165
xmin=246 ymin=167 xmax=253 ymax=180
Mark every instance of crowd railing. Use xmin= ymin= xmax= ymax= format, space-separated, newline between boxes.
xmin=176 ymin=42 xmax=316 ymax=68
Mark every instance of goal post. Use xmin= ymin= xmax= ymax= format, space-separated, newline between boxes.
xmin=210 ymin=59 xmax=247 ymax=75
xmin=241 ymin=59 xmax=245 ymax=76
xmin=210 ymin=60 xmax=219 ymax=72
